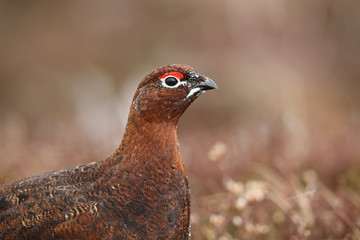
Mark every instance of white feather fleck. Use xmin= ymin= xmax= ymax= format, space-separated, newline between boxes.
xmin=186 ymin=87 xmax=202 ymax=99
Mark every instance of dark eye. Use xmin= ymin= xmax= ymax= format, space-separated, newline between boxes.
xmin=164 ymin=77 xmax=179 ymax=87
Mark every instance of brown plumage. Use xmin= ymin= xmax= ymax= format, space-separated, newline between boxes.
xmin=0 ymin=64 xmax=217 ymax=239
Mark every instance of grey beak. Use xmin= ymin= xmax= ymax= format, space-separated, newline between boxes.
xmin=195 ymin=76 xmax=218 ymax=91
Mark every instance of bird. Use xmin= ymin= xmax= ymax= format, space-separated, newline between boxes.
xmin=0 ymin=64 xmax=217 ymax=239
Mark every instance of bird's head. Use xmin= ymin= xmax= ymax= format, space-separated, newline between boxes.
xmin=131 ymin=64 xmax=217 ymax=123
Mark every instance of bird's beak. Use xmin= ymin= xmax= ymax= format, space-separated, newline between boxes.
xmin=186 ymin=75 xmax=218 ymax=100
xmin=194 ymin=76 xmax=218 ymax=91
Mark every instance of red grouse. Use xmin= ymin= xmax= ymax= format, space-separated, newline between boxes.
xmin=0 ymin=64 xmax=217 ymax=239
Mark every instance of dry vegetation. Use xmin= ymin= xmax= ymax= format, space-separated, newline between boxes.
xmin=188 ymin=127 xmax=360 ymax=240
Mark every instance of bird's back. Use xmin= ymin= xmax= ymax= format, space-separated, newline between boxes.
xmin=0 ymin=154 xmax=190 ymax=239
xmin=0 ymin=160 xmax=106 ymax=239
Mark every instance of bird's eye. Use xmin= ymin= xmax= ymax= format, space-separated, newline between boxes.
xmin=164 ymin=76 xmax=179 ymax=87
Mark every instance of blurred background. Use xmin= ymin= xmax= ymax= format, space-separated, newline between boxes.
xmin=1 ymin=1 xmax=360 ymax=239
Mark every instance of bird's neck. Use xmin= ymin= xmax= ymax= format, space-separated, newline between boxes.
xmin=113 ymin=110 xmax=181 ymax=166
xmin=121 ymin=121 xmax=177 ymax=152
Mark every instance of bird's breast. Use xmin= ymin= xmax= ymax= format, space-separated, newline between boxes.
xmin=97 ymin=153 xmax=190 ymax=239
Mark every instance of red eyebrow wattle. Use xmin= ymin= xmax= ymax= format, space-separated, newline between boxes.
xmin=159 ymin=72 xmax=184 ymax=80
